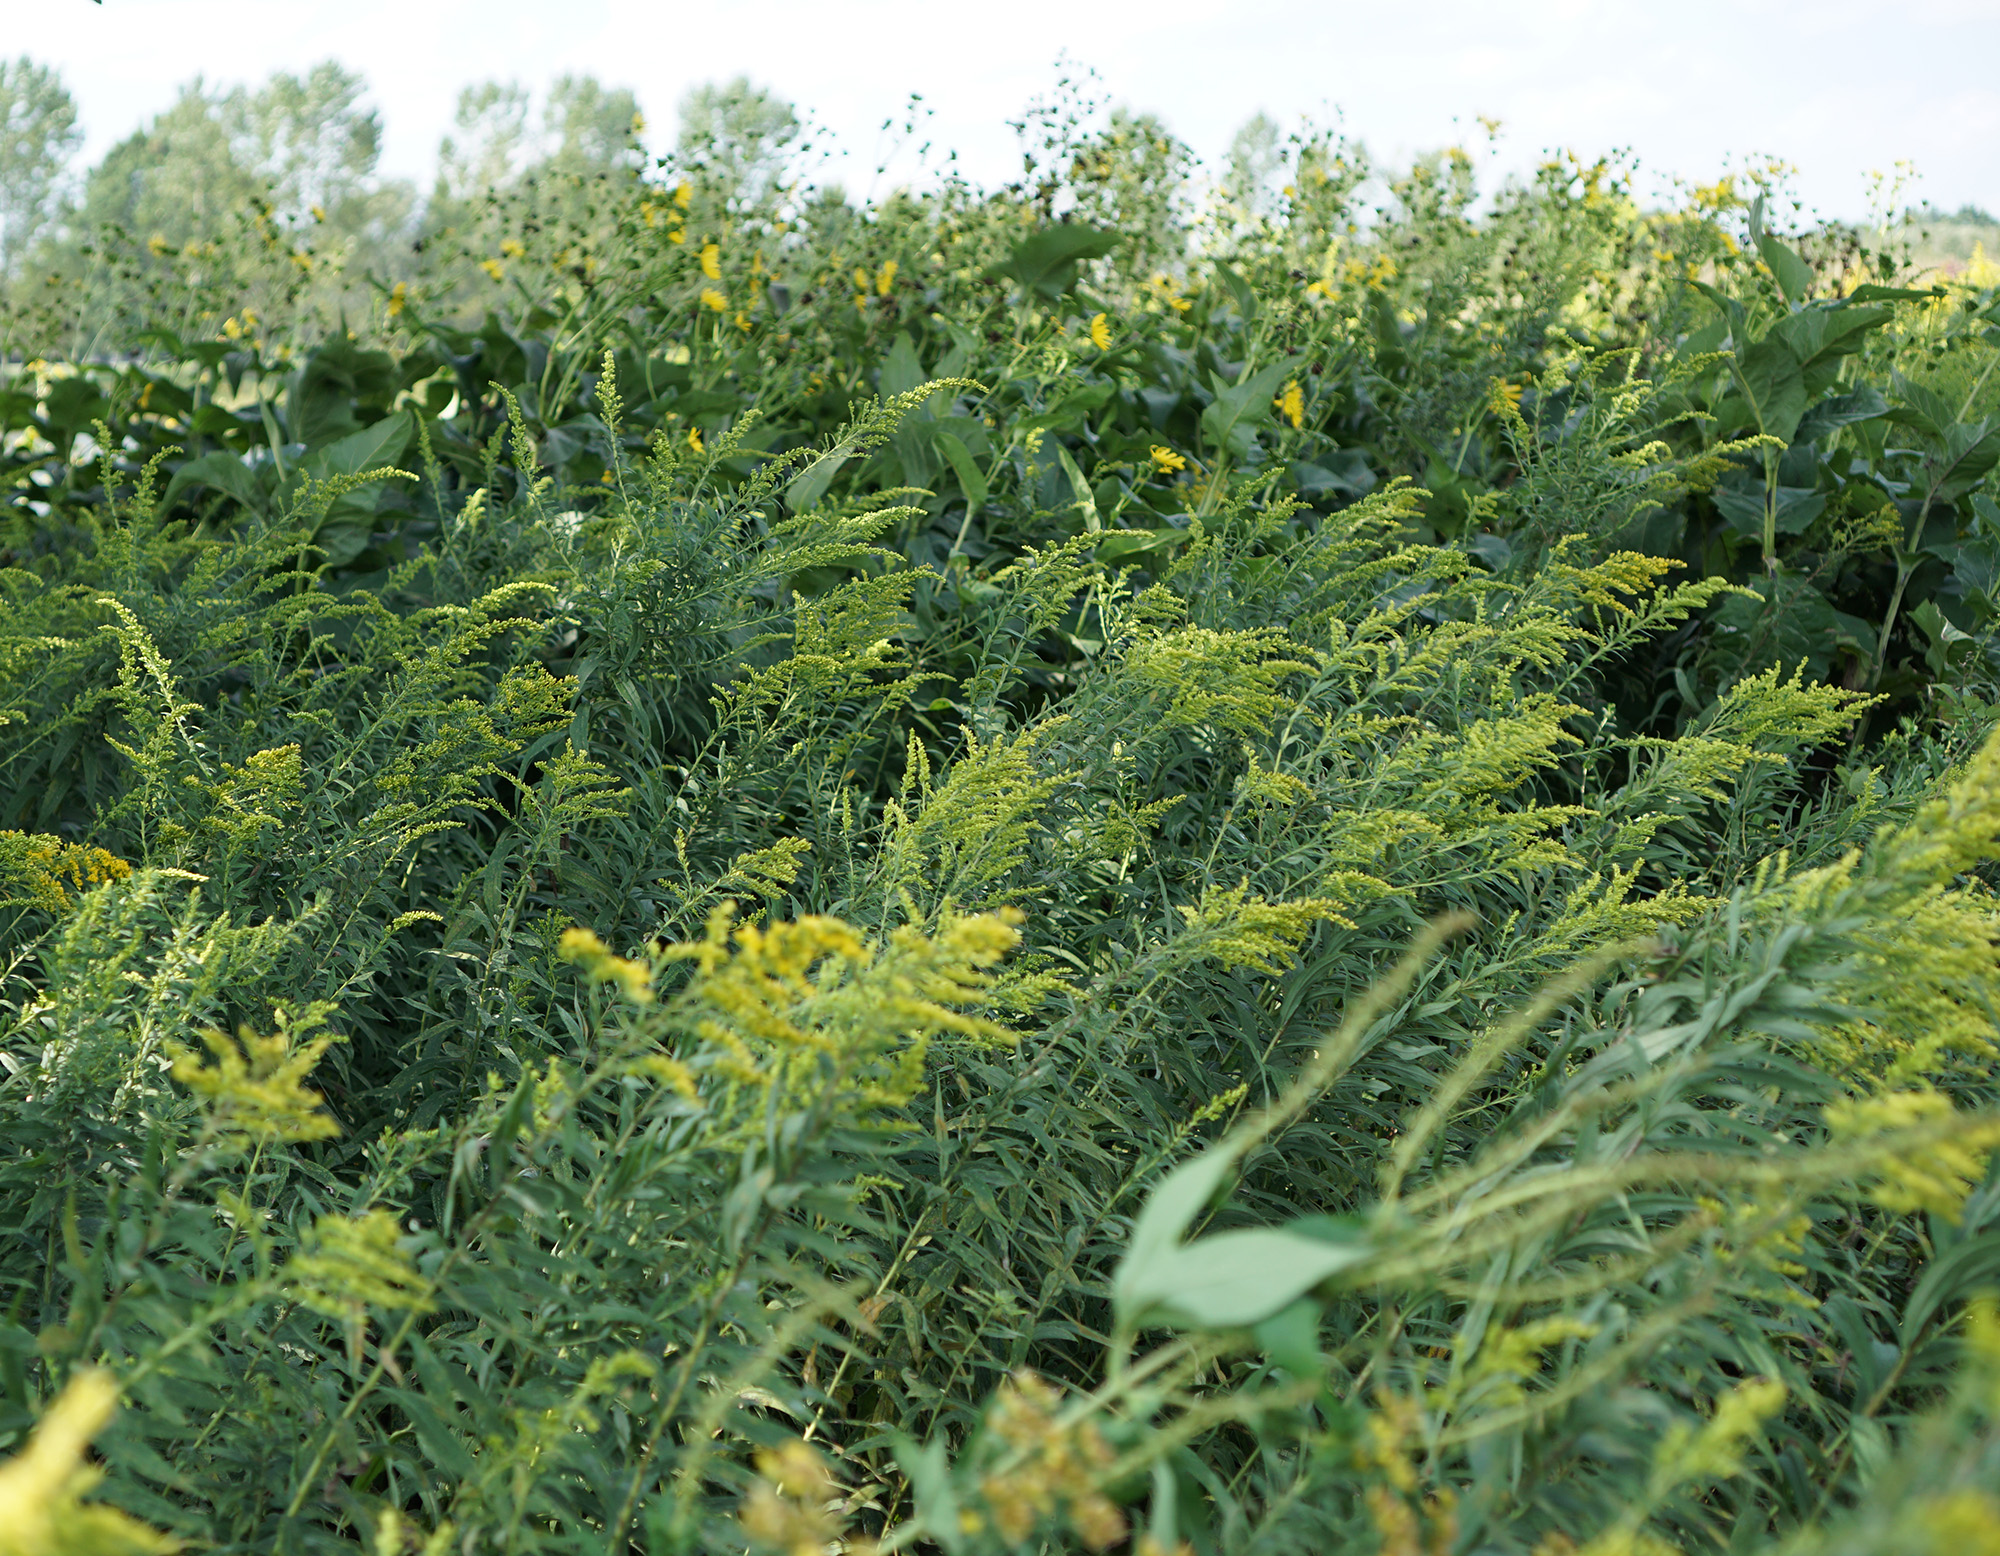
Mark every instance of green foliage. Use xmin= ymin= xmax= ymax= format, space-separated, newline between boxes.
xmin=2 ymin=65 xmax=2000 ymax=1556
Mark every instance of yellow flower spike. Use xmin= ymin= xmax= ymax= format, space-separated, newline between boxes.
xmin=0 ymin=1370 xmax=178 ymax=1556
xmin=1088 ymin=312 xmax=1112 ymax=350
xmin=559 ymin=926 xmax=655 ymax=1003
xmin=876 ymin=258 xmax=898 ymax=295
xmin=699 ymin=287 xmax=727 ymax=312
xmin=1149 ymin=445 xmax=1187 ymax=474
xmin=166 ymin=1022 xmax=342 ymax=1146
xmin=699 ymin=242 xmax=722 ymax=280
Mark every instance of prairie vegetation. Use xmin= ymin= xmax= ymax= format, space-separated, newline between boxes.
xmin=4 ymin=63 xmax=2000 ymax=1556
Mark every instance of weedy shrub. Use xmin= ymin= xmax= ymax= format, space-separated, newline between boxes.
xmin=2 ymin=85 xmax=2000 ymax=1556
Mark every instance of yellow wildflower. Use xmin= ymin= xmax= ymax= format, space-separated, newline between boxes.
xmin=699 ymin=287 xmax=727 ymax=312
xmin=310 ymin=203 xmax=325 ymax=222
xmin=686 ymin=425 xmax=704 ymax=454
xmin=1150 ymin=445 xmax=1187 ymax=474
xmin=673 ymin=179 xmax=692 ymax=209
xmin=0 ymin=1370 xmax=177 ymax=1556
xmin=387 ymin=281 xmax=407 ymax=317
xmin=629 ymin=110 xmax=646 ymax=136
xmin=700 ymin=242 xmax=722 ymax=280
xmin=1088 ymin=312 xmax=1113 ymax=350
xmin=1276 ymin=380 xmax=1304 ymax=429
xmin=146 ymin=233 xmax=170 ymax=257
xmin=480 ymin=258 xmax=504 ymax=282
xmin=876 ymin=258 xmax=899 ymax=295
xmin=500 ymin=237 xmax=525 ymax=259
xmin=667 ymin=229 xmax=685 ymax=245
xmin=559 ymin=925 xmax=655 ymax=1002
xmin=735 ymin=310 xmax=752 ymax=332
xmin=167 ymin=1023 xmax=341 ymax=1146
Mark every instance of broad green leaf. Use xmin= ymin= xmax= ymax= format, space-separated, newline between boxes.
xmin=1756 ymin=232 xmax=1815 ymax=304
xmin=1056 ymin=443 xmax=1099 ymax=531
xmin=299 ymin=408 xmax=413 ymax=481
xmin=992 ymin=224 xmax=1120 ymax=300
xmin=1735 ymin=339 xmax=1807 ymax=441
xmin=1201 ymin=360 xmax=1293 ymax=461
xmin=933 ymin=429 xmax=987 ymax=513
xmin=1119 ymin=1226 xmax=1372 ymax=1330
xmin=162 ymin=450 xmax=269 ymax=511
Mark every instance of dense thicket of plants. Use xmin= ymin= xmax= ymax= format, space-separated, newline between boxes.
xmin=5 ymin=71 xmax=2000 ymax=1556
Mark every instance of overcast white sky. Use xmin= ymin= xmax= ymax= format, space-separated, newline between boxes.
xmin=18 ymin=0 xmax=2000 ymax=221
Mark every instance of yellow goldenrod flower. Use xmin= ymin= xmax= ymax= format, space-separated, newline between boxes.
xmin=1088 ymin=312 xmax=1112 ymax=350
xmin=387 ymin=281 xmax=407 ymax=317
xmin=700 ymin=287 xmax=727 ymax=312
xmin=0 ymin=1369 xmax=178 ymax=1556
xmin=876 ymin=259 xmax=898 ymax=295
xmin=480 ymin=258 xmax=504 ymax=281
xmin=500 ymin=237 xmax=525 ymax=259
xmin=700 ymin=242 xmax=722 ymax=280
xmin=1150 ymin=445 xmax=1187 ymax=474
xmin=1276 ymin=380 xmax=1304 ymax=429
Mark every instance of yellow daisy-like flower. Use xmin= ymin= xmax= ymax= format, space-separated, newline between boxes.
xmin=480 ymin=258 xmax=504 ymax=282
xmin=673 ymin=180 xmax=692 ymax=209
xmin=700 ymin=242 xmax=722 ymax=281
xmin=700 ymin=287 xmax=727 ymax=312
xmin=1275 ymin=380 xmax=1304 ymax=429
xmin=876 ymin=259 xmax=898 ymax=295
xmin=500 ymin=237 xmax=525 ymax=259
xmin=1150 ymin=445 xmax=1187 ymax=474
xmin=735 ymin=310 xmax=753 ymax=332
xmin=1088 ymin=312 xmax=1113 ymax=350
xmin=668 ymin=229 xmax=686 ymax=245
xmin=686 ymin=425 xmax=704 ymax=453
